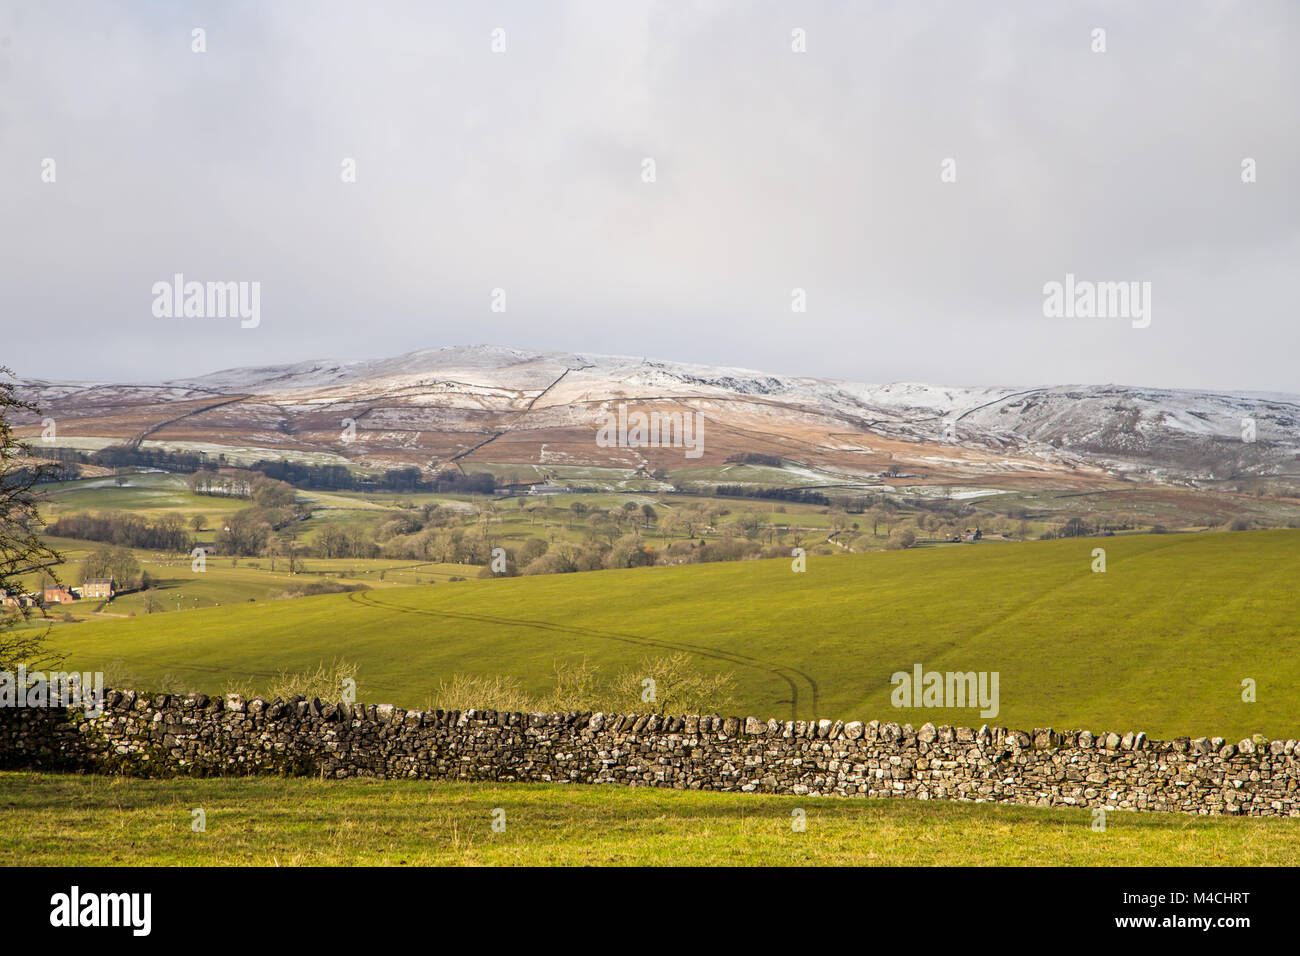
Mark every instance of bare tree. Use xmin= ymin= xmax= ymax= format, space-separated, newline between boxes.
xmin=0 ymin=369 xmax=65 ymax=670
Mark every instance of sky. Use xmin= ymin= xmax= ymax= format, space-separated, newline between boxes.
xmin=1 ymin=0 xmax=1297 ymax=392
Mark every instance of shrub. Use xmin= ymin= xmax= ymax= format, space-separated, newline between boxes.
xmin=273 ymin=580 xmax=368 ymax=599
xmin=604 ymin=653 xmax=736 ymax=716
xmin=536 ymin=657 xmax=603 ymax=713
xmin=886 ymin=529 xmax=916 ymax=550
xmin=426 ymin=655 xmax=737 ymax=717
xmin=429 ymin=673 xmax=534 ymax=713
xmin=226 ymin=658 xmax=360 ymax=702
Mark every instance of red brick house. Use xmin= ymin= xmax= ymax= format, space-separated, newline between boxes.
xmin=42 ymin=585 xmax=77 ymax=605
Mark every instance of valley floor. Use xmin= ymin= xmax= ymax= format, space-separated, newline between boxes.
xmin=2 ymin=772 xmax=1297 ymax=866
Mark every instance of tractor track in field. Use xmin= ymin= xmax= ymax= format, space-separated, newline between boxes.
xmin=346 ymin=589 xmax=819 ymax=721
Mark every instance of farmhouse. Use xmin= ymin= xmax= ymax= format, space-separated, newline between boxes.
xmin=43 ymin=585 xmax=77 ymax=605
xmin=494 ymin=480 xmax=544 ymax=495
xmin=82 ymin=578 xmax=115 ymax=599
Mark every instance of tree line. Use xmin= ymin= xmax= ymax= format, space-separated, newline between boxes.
xmin=37 ymin=443 xmax=497 ymax=496
xmin=46 ymin=512 xmax=194 ymax=553
xmin=39 ymin=443 xmax=209 ymax=472
xmin=247 ymin=461 xmax=496 ymax=495
xmin=715 ymin=485 xmax=831 ymax=505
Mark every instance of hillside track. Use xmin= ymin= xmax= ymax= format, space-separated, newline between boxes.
xmin=346 ymin=588 xmax=820 ymax=721
xmin=449 ymin=362 xmax=596 ymax=468
xmin=130 ymin=394 xmax=253 ymax=447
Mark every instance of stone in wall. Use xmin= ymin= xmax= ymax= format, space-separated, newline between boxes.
xmin=1 ymin=689 xmax=1298 ymax=816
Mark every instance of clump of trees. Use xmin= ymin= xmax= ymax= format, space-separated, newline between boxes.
xmin=378 ymin=497 xmax=836 ymax=576
xmin=38 ymin=445 xmax=498 ymax=498
xmin=40 ymin=443 xmax=209 ymax=473
xmin=274 ymin=580 xmax=369 ymax=599
xmin=724 ymin=452 xmax=783 ymax=468
xmin=252 ymin=460 xmax=495 ymax=495
xmin=886 ymin=528 xmax=917 ymax=550
xmin=10 ymin=460 xmax=80 ymax=485
xmin=248 ymin=460 xmax=357 ymax=491
xmin=214 ymin=509 xmax=275 ymax=557
xmin=184 ymin=470 xmax=310 ymax=556
xmin=715 ymin=485 xmax=830 ymax=505
xmin=47 ymin=511 xmax=192 ymax=552
xmin=81 ymin=546 xmax=143 ymax=590
xmin=1038 ymin=517 xmax=1115 ymax=539
xmin=187 ymin=468 xmax=299 ymax=508
xmin=313 ymin=523 xmax=380 ymax=559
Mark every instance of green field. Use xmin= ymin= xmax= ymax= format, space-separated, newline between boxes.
xmin=35 ymin=473 xmax=251 ymax=520
xmin=32 ymin=473 xmax=850 ymax=558
xmin=3 ymin=772 xmax=1295 ymax=866
xmin=968 ymin=486 xmax=1300 ymax=532
xmin=20 ymin=536 xmax=472 ymax=622
xmin=48 ymin=529 xmax=1300 ymax=740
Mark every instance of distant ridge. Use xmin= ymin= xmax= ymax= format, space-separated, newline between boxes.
xmin=15 ymin=345 xmax=1300 ymax=485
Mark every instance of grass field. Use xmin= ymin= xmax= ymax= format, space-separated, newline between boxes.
xmin=48 ymin=529 xmax=1300 ymax=740
xmin=32 ymin=473 xmax=851 ymax=556
xmin=19 ymin=536 xmax=472 ymax=621
xmin=35 ymin=473 xmax=251 ymax=521
xmin=3 ymin=772 xmax=1296 ymax=866
xmin=969 ymin=486 xmax=1300 ymax=532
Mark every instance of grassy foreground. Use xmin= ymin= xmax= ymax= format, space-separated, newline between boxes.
xmin=50 ymin=530 xmax=1300 ymax=739
xmin=3 ymin=772 xmax=1298 ymax=866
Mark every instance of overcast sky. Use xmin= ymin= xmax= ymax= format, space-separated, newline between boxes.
xmin=2 ymin=1 xmax=1297 ymax=392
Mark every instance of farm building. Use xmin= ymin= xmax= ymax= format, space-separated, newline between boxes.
xmin=43 ymin=585 xmax=77 ymax=604
xmin=82 ymin=578 xmax=115 ymax=599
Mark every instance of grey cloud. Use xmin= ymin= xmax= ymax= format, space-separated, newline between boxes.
xmin=1 ymin=0 xmax=1296 ymax=392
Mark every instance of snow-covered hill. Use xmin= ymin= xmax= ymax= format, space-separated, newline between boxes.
xmin=18 ymin=345 xmax=1300 ymax=482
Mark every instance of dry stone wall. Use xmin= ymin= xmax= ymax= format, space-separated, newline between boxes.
xmin=3 ymin=689 xmax=1299 ymax=816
